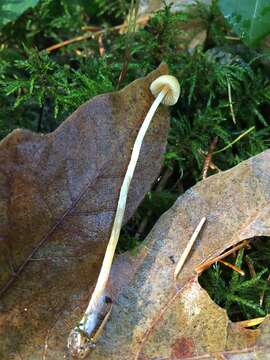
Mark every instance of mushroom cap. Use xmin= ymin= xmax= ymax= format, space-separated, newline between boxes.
xmin=150 ymin=75 xmax=180 ymax=106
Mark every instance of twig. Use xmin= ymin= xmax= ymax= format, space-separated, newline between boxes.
xmin=213 ymin=126 xmax=255 ymax=155
xmin=45 ymin=33 xmax=97 ymax=52
xmin=227 ymin=79 xmax=236 ymax=124
xmin=202 ymin=136 xmax=218 ymax=180
xmin=44 ymin=15 xmax=150 ymax=53
xmin=237 ymin=316 xmax=265 ymax=328
xmin=174 ymin=217 xmax=206 ymax=279
xmin=195 ymin=240 xmax=249 ymax=274
xmin=90 ymin=300 xmax=112 ymax=344
xmin=219 ymin=259 xmax=245 ymax=276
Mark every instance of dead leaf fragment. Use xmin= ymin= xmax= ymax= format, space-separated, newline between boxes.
xmin=86 ymin=149 xmax=270 ymax=360
xmin=0 ymin=64 xmax=170 ymax=358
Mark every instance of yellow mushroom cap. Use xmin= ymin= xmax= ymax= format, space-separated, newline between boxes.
xmin=150 ymin=75 xmax=180 ymax=106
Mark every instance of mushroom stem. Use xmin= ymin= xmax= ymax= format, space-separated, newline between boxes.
xmin=68 ymin=75 xmax=180 ymax=359
xmin=86 ymin=86 xmax=168 ymax=314
xmin=67 ymin=87 xmax=168 ymax=356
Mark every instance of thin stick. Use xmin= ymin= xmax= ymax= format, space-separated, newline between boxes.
xmin=44 ymin=16 xmax=150 ymax=53
xmin=174 ymin=217 xmax=206 ymax=280
xmin=195 ymin=240 xmax=249 ymax=274
xmin=227 ymin=79 xmax=236 ymax=124
xmin=45 ymin=33 xmax=96 ymax=52
xmin=213 ymin=126 xmax=255 ymax=155
xmin=219 ymin=260 xmax=245 ymax=276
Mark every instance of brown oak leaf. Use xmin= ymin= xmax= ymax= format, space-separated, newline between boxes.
xmin=0 ymin=64 xmax=170 ymax=358
xmin=87 ymin=149 xmax=270 ymax=360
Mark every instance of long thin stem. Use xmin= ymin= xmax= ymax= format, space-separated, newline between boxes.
xmin=80 ymin=87 xmax=167 ymax=333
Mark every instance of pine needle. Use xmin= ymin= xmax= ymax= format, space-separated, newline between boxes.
xmin=219 ymin=260 xmax=245 ymax=276
xmin=174 ymin=217 xmax=206 ymax=279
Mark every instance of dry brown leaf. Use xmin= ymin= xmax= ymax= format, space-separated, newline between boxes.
xmin=84 ymin=149 xmax=270 ymax=360
xmin=0 ymin=64 xmax=170 ymax=358
xmin=7 ymin=148 xmax=270 ymax=359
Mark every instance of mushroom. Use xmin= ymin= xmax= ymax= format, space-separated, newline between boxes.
xmin=67 ymin=74 xmax=180 ymax=358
